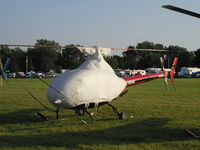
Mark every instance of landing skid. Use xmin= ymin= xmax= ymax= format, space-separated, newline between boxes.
xmin=36 ymin=102 xmax=126 ymax=122
xmin=75 ymin=109 xmax=85 ymax=116
xmin=37 ymin=112 xmax=49 ymax=121
xmin=82 ymin=108 xmax=95 ymax=121
xmin=183 ymin=129 xmax=200 ymax=139
xmin=37 ymin=108 xmax=95 ymax=122
xmin=37 ymin=108 xmax=59 ymax=121
xmin=56 ymin=108 xmax=59 ymax=118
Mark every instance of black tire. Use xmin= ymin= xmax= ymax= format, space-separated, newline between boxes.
xmin=119 ymin=112 xmax=126 ymax=120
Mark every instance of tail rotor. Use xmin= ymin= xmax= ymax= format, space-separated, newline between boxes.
xmin=160 ymin=57 xmax=178 ymax=91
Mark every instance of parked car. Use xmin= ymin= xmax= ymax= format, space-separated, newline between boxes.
xmin=35 ymin=72 xmax=45 ymax=78
xmin=43 ymin=72 xmax=57 ymax=78
xmin=192 ymin=71 xmax=200 ymax=78
xmin=178 ymin=67 xmax=200 ymax=78
xmin=26 ymin=71 xmax=36 ymax=78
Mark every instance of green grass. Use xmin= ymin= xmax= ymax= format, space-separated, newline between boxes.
xmin=0 ymin=78 xmax=200 ymax=150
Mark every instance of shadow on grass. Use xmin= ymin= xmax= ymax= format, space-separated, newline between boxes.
xmin=0 ymin=109 xmax=46 ymax=124
xmin=0 ymin=118 xmax=193 ymax=149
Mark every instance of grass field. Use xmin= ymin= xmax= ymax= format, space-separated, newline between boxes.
xmin=0 ymin=78 xmax=200 ymax=150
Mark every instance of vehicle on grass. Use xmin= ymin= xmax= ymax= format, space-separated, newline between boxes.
xmin=26 ymin=71 xmax=36 ymax=78
xmin=192 ymin=71 xmax=200 ymax=78
xmin=43 ymin=72 xmax=57 ymax=78
xmin=178 ymin=67 xmax=200 ymax=78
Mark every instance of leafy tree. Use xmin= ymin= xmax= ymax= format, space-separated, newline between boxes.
xmin=0 ymin=46 xmax=26 ymax=72
xmin=194 ymin=49 xmax=200 ymax=67
xmin=123 ymin=41 xmax=166 ymax=69
xmin=105 ymin=55 xmax=123 ymax=69
xmin=11 ymin=48 xmax=27 ymax=72
xmin=167 ymin=45 xmax=194 ymax=71
xmin=0 ymin=46 xmax=13 ymax=60
xmin=59 ymin=45 xmax=86 ymax=69
xmin=1 ymin=40 xmax=198 ymax=73
xmin=27 ymin=39 xmax=60 ymax=72
xmin=35 ymin=39 xmax=61 ymax=53
xmin=136 ymin=41 xmax=155 ymax=49
xmin=122 ymin=46 xmax=138 ymax=69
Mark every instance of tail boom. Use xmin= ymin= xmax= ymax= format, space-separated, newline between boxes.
xmin=124 ymin=72 xmax=166 ymax=87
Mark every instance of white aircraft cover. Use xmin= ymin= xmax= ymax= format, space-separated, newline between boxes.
xmin=47 ymin=47 xmax=126 ymax=108
xmin=78 ymin=46 xmax=112 ymax=56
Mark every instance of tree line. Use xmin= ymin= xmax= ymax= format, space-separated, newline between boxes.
xmin=0 ymin=39 xmax=200 ymax=73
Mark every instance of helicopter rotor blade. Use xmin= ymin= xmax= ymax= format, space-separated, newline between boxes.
xmin=112 ymin=48 xmax=168 ymax=52
xmin=0 ymin=44 xmax=169 ymax=52
xmin=162 ymin=5 xmax=200 ymax=18
xmin=0 ymin=44 xmax=75 ymax=49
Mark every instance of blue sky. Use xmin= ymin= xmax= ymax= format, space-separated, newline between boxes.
xmin=0 ymin=0 xmax=200 ymax=53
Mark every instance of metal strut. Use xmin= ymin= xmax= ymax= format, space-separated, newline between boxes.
xmin=56 ymin=108 xmax=59 ymax=118
xmin=82 ymin=108 xmax=94 ymax=121
xmin=183 ymin=129 xmax=200 ymax=139
xmin=106 ymin=102 xmax=126 ymax=120
xmin=107 ymin=103 xmax=120 ymax=115
xmin=75 ymin=109 xmax=85 ymax=116
xmin=37 ymin=112 xmax=49 ymax=121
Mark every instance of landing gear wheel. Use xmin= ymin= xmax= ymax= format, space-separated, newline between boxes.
xmin=118 ymin=112 xmax=126 ymax=120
